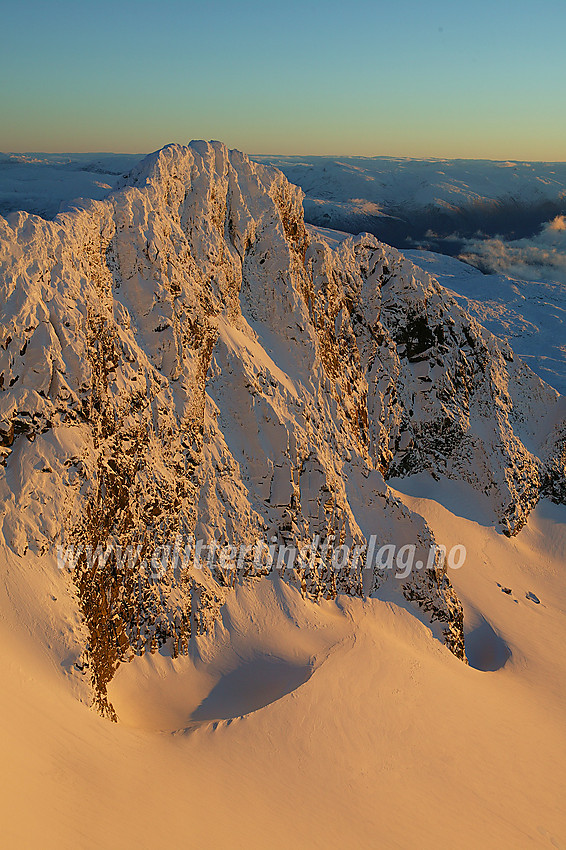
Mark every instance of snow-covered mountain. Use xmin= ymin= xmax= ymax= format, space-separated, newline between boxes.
xmin=4 ymin=151 xmax=566 ymax=252
xmin=0 ymin=141 xmax=564 ymax=718
xmin=1 ymin=141 xmax=566 ymax=848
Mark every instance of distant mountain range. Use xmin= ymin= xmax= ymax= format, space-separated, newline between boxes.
xmin=3 ymin=151 xmax=566 ymax=253
xmin=255 ymin=154 xmax=566 ymax=254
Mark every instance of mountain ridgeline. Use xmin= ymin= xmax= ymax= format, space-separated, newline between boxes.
xmin=0 ymin=142 xmax=564 ymax=715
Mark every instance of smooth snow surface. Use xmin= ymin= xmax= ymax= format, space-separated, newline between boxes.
xmin=2 ymin=482 xmax=566 ymax=849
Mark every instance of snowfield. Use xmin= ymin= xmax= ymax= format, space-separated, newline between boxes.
xmin=2 ymin=489 xmax=565 ymax=849
xmin=0 ymin=142 xmax=565 ymax=849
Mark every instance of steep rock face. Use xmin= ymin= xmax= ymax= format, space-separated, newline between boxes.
xmin=309 ymin=235 xmax=562 ymax=535
xmin=0 ymin=142 xmax=563 ymax=714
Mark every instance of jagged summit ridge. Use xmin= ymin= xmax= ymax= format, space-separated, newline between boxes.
xmin=0 ymin=141 xmax=564 ymax=713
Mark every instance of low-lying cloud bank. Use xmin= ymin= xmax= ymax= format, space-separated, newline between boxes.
xmin=460 ymin=216 xmax=566 ymax=284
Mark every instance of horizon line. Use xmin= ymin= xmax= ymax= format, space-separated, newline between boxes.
xmin=2 ymin=146 xmax=566 ymax=165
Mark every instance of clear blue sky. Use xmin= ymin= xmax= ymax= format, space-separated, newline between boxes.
xmin=1 ymin=0 xmax=565 ymax=159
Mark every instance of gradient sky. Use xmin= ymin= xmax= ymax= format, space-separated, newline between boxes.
xmin=1 ymin=0 xmax=565 ymax=159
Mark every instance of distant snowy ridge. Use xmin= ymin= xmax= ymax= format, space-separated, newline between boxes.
xmin=0 ymin=151 xmax=141 ymax=219
xmin=254 ymin=154 xmax=566 ymax=254
xmin=0 ymin=142 xmax=564 ymax=715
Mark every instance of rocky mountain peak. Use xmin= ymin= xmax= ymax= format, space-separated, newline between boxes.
xmin=0 ymin=141 xmax=563 ymax=715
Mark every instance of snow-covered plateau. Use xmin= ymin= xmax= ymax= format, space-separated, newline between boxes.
xmin=0 ymin=142 xmax=565 ymax=849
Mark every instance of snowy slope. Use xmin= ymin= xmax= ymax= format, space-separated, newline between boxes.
xmin=1 ymin=140 xmax=564 ymax=693
xmin=1 ymin=495 xmax=566 ymax=849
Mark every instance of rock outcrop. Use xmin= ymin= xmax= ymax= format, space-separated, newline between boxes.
xmin=1 ymin=142 xmax=563 ymax=714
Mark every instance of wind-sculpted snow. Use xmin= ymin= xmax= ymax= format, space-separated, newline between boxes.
xmin=0 ymin=142 xmax=564 ymax=715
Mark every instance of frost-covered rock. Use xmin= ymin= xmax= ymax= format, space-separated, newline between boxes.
xmin=314 ymin=234 xmax=562 ymax=535
xmin=0 ymin=141 xmax=563 ymax=713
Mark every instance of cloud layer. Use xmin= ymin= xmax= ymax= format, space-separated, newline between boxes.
xmin=460 ymin=216 xmax=566 ymax=285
